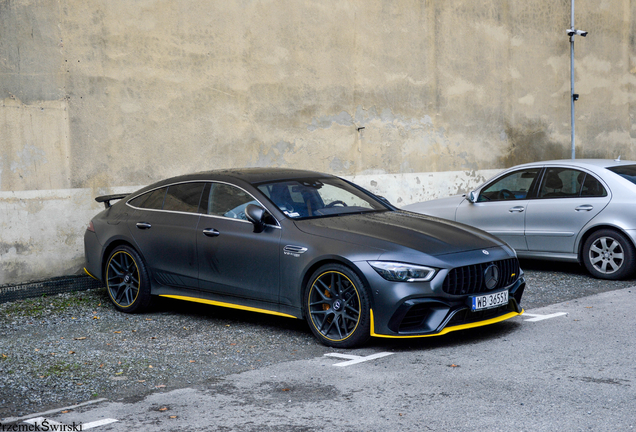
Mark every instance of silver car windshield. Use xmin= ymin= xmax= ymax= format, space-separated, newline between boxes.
xmin=257 ymin=178 xmax=388 ymax=219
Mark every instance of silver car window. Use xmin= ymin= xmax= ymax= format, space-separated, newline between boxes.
xmin=607 ymin=164 xmax=636 ymax=186
xmin=580 ymin=173 xmax=608 ymax=197
xmin=479 ymin=169 xmax=540 ymax=202
xmin=539 ymin=168 xmax=580 ymax=198
xmin=538 ymin=168 xmax=607 ymax=198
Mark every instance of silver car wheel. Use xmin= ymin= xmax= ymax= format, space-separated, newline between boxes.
xmin=582 ymin=229 xmax=636 ymax=280
xmin=588 ymin=236 xmax=625 ymax=275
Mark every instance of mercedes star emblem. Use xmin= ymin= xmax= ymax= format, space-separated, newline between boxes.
xmin=484 ymin=264 xmax=500 ymax=290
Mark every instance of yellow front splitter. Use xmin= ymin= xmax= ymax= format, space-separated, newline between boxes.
xmin=370 ymin=308 xmax=524 ymax=339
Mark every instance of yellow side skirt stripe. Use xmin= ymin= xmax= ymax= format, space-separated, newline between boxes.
xmin=159 ymin=294 xmax=297 ymax=319
xmin=84 ymin=267 xmax=98 ymax=280
xmin=370 ymin=308 xmax=524 ymax=339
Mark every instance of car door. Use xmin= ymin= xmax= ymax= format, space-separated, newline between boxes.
xmin=455 ymin=168 xmax=541 ymax=251
xmin=524 ymin=168 xmax=611 ymax=253
xmin=127 ymin=182 xmax=205 ymax=288
xmin=196 ymin=182 xmax=281 ymax=303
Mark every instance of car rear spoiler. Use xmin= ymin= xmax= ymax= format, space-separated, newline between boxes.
xmin=95 ymin=194 xmax=129 ymax=209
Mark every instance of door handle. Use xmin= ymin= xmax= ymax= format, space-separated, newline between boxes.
xmin=575 ymin=205 xmax=594 ymax=211
xmin=136 ymin=222 xmax=152 ymax=229
xmin=203 ymin=228 xmax=220 ymax=237
xmin=508 ymin=206 xmax=525 ymax=213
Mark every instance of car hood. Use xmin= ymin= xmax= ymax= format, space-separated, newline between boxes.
xmin=293 ymin=210 xmax=508 ymax=256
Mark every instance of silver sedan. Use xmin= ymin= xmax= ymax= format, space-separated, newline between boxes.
xmin=403 ymin=159 xmax=636 ymax=280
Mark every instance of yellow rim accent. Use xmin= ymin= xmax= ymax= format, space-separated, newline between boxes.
xmin=106 ymin=251 xmax=141 ymax=309
xmin=84 ymin=267 xmax=98 ymax=280
xmin=370 ymin=308 xmax=524 ymax=339
xmin=160 ymin=294 xmax=297 ymax=319
xmin=307 ymin=270 xmax=361 ymax=342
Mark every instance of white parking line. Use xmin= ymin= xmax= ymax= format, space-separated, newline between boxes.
xmin=1 ymin=398 xmax=108 ymax=424
xmin=523 ymin=312 xmax=568 ymax=322
xmin=81 ymin=418 xmax=119 ymax=429
xmin=324 ymin=352 xmax=394 ymax=367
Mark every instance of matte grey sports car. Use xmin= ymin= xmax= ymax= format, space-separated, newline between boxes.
xmin=404 ymin=159 xmax=636 ymax=280
xmin=84 ymin=168 xmax=525 ymax=347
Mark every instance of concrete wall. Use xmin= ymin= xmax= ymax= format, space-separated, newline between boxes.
xmin=1 ymin=0 xmax=635 ymax=285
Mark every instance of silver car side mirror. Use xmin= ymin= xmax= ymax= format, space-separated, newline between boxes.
xmin=467 ymin=191 xmax=478 ymax=203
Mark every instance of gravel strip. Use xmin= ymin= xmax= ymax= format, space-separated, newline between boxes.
xmin=1 ymin=259 xmax=633 ymax=420
xmin=0 ymin=289 xmax=324 ymax=419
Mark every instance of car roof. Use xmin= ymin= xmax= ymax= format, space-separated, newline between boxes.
xmin=509 ymin=158 xmax=636 ymax=170
xmin=151 ymin=167 xmax=334 ymax=187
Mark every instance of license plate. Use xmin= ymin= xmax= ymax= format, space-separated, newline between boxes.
xmin=471 ymin=290 xmax=509 ymax=311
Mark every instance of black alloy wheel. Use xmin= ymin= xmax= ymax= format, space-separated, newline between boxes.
xmin=582 ymin=229 xmax=636 ymax=280
xmin=105 ymin=245 xmax=152 ymax=312
xmin=305 ymin=264 xmax=370 ymax=348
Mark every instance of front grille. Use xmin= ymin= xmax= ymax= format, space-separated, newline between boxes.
xmin=442 ymin=258 xmax=520 ymax=295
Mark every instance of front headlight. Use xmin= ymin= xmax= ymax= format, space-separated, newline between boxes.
xmin=368 ymin=261 xmax=437 ymax=282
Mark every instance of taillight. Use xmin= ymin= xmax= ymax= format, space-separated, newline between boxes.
xmin=87 ymin=221 xmax=95 ymax=232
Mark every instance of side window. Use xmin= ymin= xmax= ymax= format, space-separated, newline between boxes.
xmin=539 ymin=168 xmax=583 ymax=198
xmin=580 ymin=173 xmax=608 ymax=197
xmin=538 ymin=168 xmax=606 ymax=198
xmin=128 ymin=194 xmax=149 ymax=208
xmin=479 ymin=169 xmax=540 ymax=202
xmin=129 ymin=187 xmax=167 ymax=209
xmin=259 ymin=182 xmax=321 ymax=217
xmin=204 ymin=183 xmax=258 ymax=220
xmin=163 ymin=183 xmax=205 ymax=213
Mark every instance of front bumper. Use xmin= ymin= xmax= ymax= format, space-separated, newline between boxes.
xmin=369 ymin=275 xmax=526 ymax=339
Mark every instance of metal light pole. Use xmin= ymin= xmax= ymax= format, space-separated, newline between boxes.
xmin=567 ymin=0 xmax=588 ymax=159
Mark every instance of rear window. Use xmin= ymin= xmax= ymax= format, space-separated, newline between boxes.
xmin=607 ymin=164 xmax=636 ymax=186
xmin=128 ymin=183 xmax=205 ymax=213
xmin=163 ymin=183 xmax=205 ymax=213
xmin=129 ymin=187 xmax=167 ymax=210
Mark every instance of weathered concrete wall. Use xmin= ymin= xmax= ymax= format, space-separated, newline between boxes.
xmin=0 ymin=186 xmax=130 ymax=283
xmin=1 ymin=0 xmax=635 ymax=284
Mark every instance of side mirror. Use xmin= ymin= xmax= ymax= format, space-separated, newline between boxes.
xmin=467 ymin=191 xmax=478 ymax=203
xmin=245 ymin=204 xmax=266 ymax=233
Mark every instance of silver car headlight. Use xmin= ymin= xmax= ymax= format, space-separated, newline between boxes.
xmin=368 ymin=261 xmax=437 ymax=282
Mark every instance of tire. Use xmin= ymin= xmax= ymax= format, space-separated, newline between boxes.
xmin=582 ymin=229 xmax=636 ymax=280
xmin=304 ymin=264 xmax=371 ymax=348
xmin=105 ymin=245 xmax=152 ymax=313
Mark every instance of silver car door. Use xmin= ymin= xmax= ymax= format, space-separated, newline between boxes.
xmin=456 ymin=168 xmax=541 ymax=251
xmin=525 ymin=168 xmax=611 ymax=253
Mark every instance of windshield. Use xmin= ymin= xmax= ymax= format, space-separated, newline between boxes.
xmin=256 ymin=177 xmax=389 ymax=219
xmin=607 ymin=164 xmax=636 ymax=186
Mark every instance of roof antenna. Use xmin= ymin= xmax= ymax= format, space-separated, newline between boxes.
xmin=615 ymin=155 xmax=621 ymax=162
